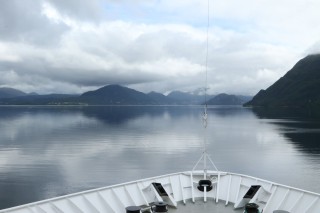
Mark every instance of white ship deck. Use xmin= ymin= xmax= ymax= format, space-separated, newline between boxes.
xmin=170 ymin=200 xmax=243 ymax=213
xmin=1 ymin=170 xmax=319 ymax=213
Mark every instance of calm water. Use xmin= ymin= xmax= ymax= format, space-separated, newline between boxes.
xmin=0 ymin=105 xmax=320 ymax=210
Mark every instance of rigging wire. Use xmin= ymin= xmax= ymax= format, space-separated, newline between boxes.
xmin=202 ymin=0 xmax=210 ymax=176
xmin=204 ymin=0 xmax=210 ymax=107
xmin=203 ymin=0 xmax=210 ymax=130
xmin=193 ymin=0 xmax=218 ymax=175
xmin=203 ymin=0 xmax=210 ymax=137
xmin=203 ymin=0 xmax=219 ymax=175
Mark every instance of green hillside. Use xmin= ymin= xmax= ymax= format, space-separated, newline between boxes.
xmin=245 ymin=54 xmax=320 ymax=108
xmin=80 ymin=84 xmax=157 ymax=105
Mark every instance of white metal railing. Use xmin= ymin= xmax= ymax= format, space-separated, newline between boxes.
xmin=0 ymin=171 xmax=319 ymax=213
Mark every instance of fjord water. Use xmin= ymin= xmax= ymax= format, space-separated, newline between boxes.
xmin=0 ymin=106 xmax=320 ymax=209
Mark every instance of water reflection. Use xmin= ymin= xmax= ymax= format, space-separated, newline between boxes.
xmin=251 ymin=106 xmax=320 ymax=119
xmin=0 ymin=106 xmax=320 ymax=210
xmin=251 ymin=107 xmax=320 ymax=155
xmin=0 ymin=106 xmax=205 ymax=209
xmin=81 ymin=106 xmax=164 ymax=124
xmin=81 ymin=106 xmax=204 ymax=124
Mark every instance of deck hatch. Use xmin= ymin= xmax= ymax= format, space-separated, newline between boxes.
xmin=244 ymin=185 xmax=261 ymax=199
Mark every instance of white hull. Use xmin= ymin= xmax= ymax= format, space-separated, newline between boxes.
xmin=1 ymin=170 xmax=319 ymax=213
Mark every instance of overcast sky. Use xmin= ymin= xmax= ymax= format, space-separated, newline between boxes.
xmin=0 ymin=0 xmax=320 ymax=95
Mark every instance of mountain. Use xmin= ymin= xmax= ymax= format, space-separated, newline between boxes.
xmin=206 ymin=93 xmax=244 ymax=105
xmin=167 ymin=91 xmax=211 ymax=105
xmin=80 ymin=84 xmax=156 ymax=105
xmin=147 ymin=91 xmax=174 ymax=105
xmin=28 ymin=92 xmax=39 ymax=96
xmin=0 ymin=94 xmax=78 ymax=105
xmin=237 ymin=95 xmax=253 ymax=103
xmin=245 ymin=54 xmax=320 ymax=107
xmin=0 ymin=85 xmax=250 ymax=105
xmin=0 ymin=87 xmax=27 ymax=99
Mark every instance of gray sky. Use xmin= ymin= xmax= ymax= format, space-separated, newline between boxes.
xmin=0 ymin=0 xmax=319 ymax=95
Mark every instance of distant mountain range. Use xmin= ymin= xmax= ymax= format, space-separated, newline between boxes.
xmin=4 ymin=54 xmax=319 ymax=107
xmin=207 ymin=93 xmax=244 ymax=105
xmin=79 ymin=85 xmax=156 ymax=105
xmin=0 ymin=87 xmax=37 ymax=99
xmin=0 ymin=85 xmax=251 ymax=105
xmin=245 ymin=54 xmax=320 ymax=108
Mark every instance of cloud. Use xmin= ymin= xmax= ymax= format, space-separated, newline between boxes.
xmin=0 ymin=42 xmax=20 ymax=62
xmin=1 ymin=0 xmax=320 ymax=95
xmin=305 ymin=41 xmax=320 ymax=55
xmin=0 ymin=0 xmax=69 ymax=46
xmin=0 ymin=20 xmax=208 ymax=93
xmin=46 ymin=0 xmax=103 ymax=21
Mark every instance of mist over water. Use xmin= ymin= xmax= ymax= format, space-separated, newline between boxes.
xmin=0 ymin=106 xmax=320 ymax=210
